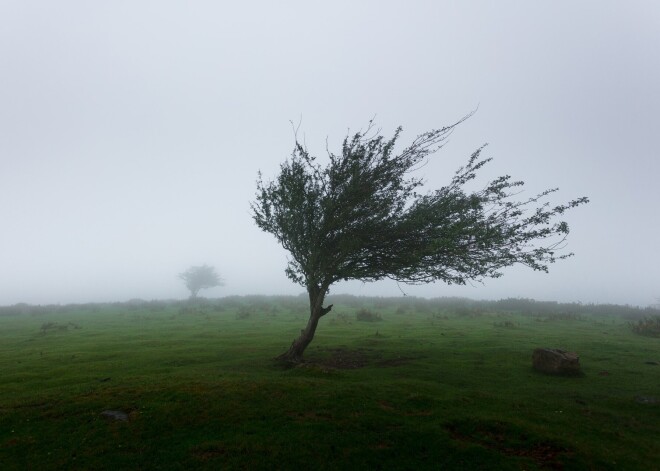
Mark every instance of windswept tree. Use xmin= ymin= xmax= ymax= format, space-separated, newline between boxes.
xmin=179 ymin=265 xmax=223 ymax=299
xmin=252 ymin=118 xmax=588 ymax=363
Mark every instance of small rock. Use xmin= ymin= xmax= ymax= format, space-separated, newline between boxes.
xmin=598 ymin=371 xmax=611 ymax=376
xmin=644 ymin=361 xmax=658 ymax=366
xmin=100 ymin=410 xmax=129 ymax=421
xmin=532 ymin=348 xmax=581 ymax=375
xmin=634 ymin=396 xmax=658 ymax=404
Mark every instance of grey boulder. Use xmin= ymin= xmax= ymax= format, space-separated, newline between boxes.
xmin=532 ymin=348 xmax=581 ymax=375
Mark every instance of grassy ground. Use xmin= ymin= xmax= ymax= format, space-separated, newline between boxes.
xmin=1 ymin=297 xmax=658 ymax=470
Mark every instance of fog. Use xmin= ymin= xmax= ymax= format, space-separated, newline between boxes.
xmin=1 ymin=1 xmax=658 ymax=307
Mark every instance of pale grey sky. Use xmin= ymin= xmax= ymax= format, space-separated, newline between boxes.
xmin=1 ymin=1 xmax=658 ymax=306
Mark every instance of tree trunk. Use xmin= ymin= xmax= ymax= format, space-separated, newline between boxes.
xmin=276 ymin=284 xmax=333 ymax=364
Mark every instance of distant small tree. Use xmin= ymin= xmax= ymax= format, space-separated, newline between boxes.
xmin=179 ymin=265 xmax=223 ymax=299
xmin=252 ymin=117 xmax=588 ymax=363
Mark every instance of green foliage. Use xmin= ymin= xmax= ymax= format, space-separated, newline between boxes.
xmin=252 ymin=118 xmax=588 ymax=290
xmin=629 ymin=316 xmax=660 ymax=337
xmin=178 ymin=265 xmax=223 ymax=299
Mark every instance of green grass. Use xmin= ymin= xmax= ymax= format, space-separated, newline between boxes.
xmin=1 ymin=298 xmax=659 ymax=470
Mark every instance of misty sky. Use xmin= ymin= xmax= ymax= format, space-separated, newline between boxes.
xmin=1 ymin=1 xmax=659 ymax=307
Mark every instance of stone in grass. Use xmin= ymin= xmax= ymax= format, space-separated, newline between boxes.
xmin=100 ymin=410 xmax=129 ymax=422
xmin=634 ymin=396 xmax=658 ymax=404
xmin=532 ymin=348 xmax=581 ymax=375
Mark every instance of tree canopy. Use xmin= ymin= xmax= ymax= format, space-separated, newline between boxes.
xmin=252 ymin=118 xmax=588 ymax=362
xmin=178 ymin=265 xmax=223 ymax=299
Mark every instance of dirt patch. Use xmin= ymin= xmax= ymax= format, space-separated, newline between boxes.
xmin=316 ymin=347 xmax=377 ymax=369
xmin=378 ymin=400 xmax=396 ymax=412
xmin=286 ymin=410 xmax=333 ymax=422
xmin=191 ymin=442 xmax=227 ymax=461
xmin=446 ymin=419 xmax=572 ymax=470
xmin=100 ymin=410 xmax=129 ymax=422
xmin=376 ymin=355 xmax=425 ymax=367
xmin=304 ymin=348 xmax=423 ymax=369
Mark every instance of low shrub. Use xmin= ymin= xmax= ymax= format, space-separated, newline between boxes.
xmin=629 ymin=316 xmax=660 ymax=337
xmin=455 ymin=306 xmax=485 ymax=317
xmin=334 ymin=313 xmax=351 ymax=324
xmin=40 ymin=322 xmax=81 ymax=333
xmin=356 ymin=309 xmax=382 ymax=322
xmin=395 ymin=305 xmax=409 ymax=315
xmin=493 ymin=320 xmax=515 ymax=328
xmin=236 ymin=306 xmax=253 ymax=319
xmin=179 ymin=306 xmax=207 ymax=316
xmin=542 ymin=312 xmax=582 ymax=321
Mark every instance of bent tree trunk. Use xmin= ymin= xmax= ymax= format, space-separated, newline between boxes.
xmin=277 ymin=285 xmax=333 ymax=363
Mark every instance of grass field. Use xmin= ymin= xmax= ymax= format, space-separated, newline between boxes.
xmin=1 ymin=296 xmax=659 ymax=470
